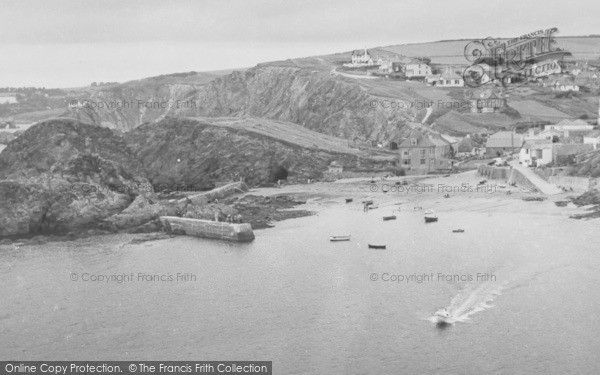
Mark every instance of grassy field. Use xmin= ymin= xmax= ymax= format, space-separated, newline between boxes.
xmin=508 ymin=100 xmax=572 ymax=122
xmin=378 ymin=37 xmax=600 ymax=65
xmin=190 ymin=116 xmax=371 ymax=155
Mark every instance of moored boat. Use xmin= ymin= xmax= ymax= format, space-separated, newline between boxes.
xmin=362 ymin=200 xmax=374 ymax=205
xmin=368 ymin=204 xmax=379 ymax=209
xmin=452 ymin=229 xmax=464 ymax=233
xmin=329 ymin=235 xmax=351 ymax=242
xmin=433 ymin=308 xmax=451 ymax=324
xmin=345 ymin=198 xmax=353 ymax=203
xmin=368 ymin=244 xmax=386 ymax=249
xmin=424 ymin=216 xmax=438 ymax=223
xmin=382 ymin=215 xmax=397 ymax=221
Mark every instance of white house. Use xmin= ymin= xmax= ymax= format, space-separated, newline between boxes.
xmin=0 ymin=93 xmax=18 ymax=104
xmin=378 ymin=57 xmax=394 ymax=73
xmin=434 ymin=68 xmax=464 ymax=87
xmin=403 ymin=59 xmax=432 ymax=78
xmin=519 ymin=140 xmax=554 ymax=167
xmin=551 ymin=77 xmax=579 ymax=91
xmin=351 ymin=49 xmax=373 ymax=66
xmin=583 ymin=130 xmax=600 ymax=150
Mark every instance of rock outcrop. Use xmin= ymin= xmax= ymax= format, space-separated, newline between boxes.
xmin=0 ymin=117 xmax=368 ymax=237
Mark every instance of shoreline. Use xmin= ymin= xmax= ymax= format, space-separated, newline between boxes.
xmin=1 ymin=170 xmax=595 ymax=247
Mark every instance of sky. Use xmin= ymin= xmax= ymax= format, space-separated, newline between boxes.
xmin=1 ymin=0 xmax=599 ymax=88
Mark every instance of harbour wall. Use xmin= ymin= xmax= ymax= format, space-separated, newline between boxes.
xmin=477 ymin=165 xmax=537 ymax=191
xmin=477 ymin=165 xmax=511 ymax=180
xmin=159 ymin=216 xmax=255 ymax=242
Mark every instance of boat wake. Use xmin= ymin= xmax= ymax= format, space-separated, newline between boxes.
xmin=428 ymin=280 xmax=506 ymax=325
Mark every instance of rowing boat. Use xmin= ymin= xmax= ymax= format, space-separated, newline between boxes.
xmin=329 ymin=235 xmax=351 ymax=242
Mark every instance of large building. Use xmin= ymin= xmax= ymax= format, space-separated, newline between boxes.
xmin=485 ymin=131 xmax=525 ymax=157
xmin=398 ymin=133 xmax=452 ymax=173
xmin=545 ymin=119 xmax=594 ymax=132
xmin=434 ymin=68 xmax=464 ymax=87
xmin=469 ymin=90 xmax=505 ymax=113
xmin=403 ymin=59 xmax=432 ymax=78
xmin=350 ymin=49 xmax=373 ymax=65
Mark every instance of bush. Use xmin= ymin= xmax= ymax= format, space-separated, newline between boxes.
xmin=395 ymin=168 xmax=406 ymax=177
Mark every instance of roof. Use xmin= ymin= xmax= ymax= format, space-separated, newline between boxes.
xmin=440 ymin=69 xmax=463 ymax=80
xmin=522 ymin=140 xmax=554 ymax=150
xmin=406 ymin=58 xmax=428 ymax=65
xmin=352 ymin=49 xmax=370 ymax=56
xmin=399 ymin=134 xmax=436 ymax=148
xmin=553 ymin=77 xmax=577 ymax=86
xmin=486 ymin=132 xmax=524 ymax=148
xmin=572 ymin=119 xmax=590 ymax=126
xmin=440 ymin=134 xmax=459 ymax=144
xmin=554 ymin=143 xmax=594 ymax=156
xmin=398 ymin=133 xmax=449 ymax=148
xmin=585 ymin=130 xmax=600 ymax=138
xmin=429 ymin=137 xmax=450 ymax=147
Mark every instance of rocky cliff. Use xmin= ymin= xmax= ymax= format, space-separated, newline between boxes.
xmin=0 ymin=117 xmax=389 ymax=238
xmin=0 ymin=118 xmax=146 ymax=237
xmin=66 ymin=66 xmax=414 ymax=141
xmin=124 ymin=117 xmax=389 ymax=189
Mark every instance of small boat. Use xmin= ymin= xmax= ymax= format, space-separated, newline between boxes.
xmin=345 ymin=198 xmax=353 ymax=203
xmin=265 ymin=221 xmax=276 ymax=228
xmin=424 ymin=211 xmax=438 ymax=223
xmin=382 ymin=215 xmax=397 ymax=221
xmin=433 ymin=308 xmax=452 ymax=324
xmin=362 ymin=200 xmax=374 ymax=205
xmin=413 ymin=206 xmax=423 ymax=211
xmin=368 ymin=204 xmax=379 ymax=209
xmin=452 ymin=229 xmax=465 ymax=233
xmin=368 ymin=244 xmax=386 ymax=249
xmin=329 ymin=235 xmax=351 ymax=242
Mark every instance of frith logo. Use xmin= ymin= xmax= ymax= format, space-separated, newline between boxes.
xmin=463 ymin=27 xmax=572 ymax=87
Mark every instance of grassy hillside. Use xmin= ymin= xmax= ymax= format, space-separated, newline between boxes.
xmin=379 ymin=37 xmax=600 ymax=65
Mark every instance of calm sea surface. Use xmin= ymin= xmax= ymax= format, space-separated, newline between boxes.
xmin=1 ymin=196 xmax=599 ymax=374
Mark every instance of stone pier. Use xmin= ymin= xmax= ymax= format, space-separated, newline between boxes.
xmin=159 ymin=216 xmax=255 ymax=242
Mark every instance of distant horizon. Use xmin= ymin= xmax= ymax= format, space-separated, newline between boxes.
xmin=3 ymin=0 xmax=600 ymax=88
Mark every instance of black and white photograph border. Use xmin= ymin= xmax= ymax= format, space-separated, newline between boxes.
xmin=1 ymin=1 xmax=600 ymax=374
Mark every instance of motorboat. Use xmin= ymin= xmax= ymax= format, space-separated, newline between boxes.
xmin=329 ymin=235 xmax=351 ymax=242
xmin=452 ymin=229 xmax=465 ymax=233
xmin=382 ymin=215 xmax=397 ymax=221
xmin=424 ymin=210 xmax=438 ymax=223
xmin=368 ymin=244 xmax=386 ymax=249
xmin=433 ymin=308 xmax=452 ymax=324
